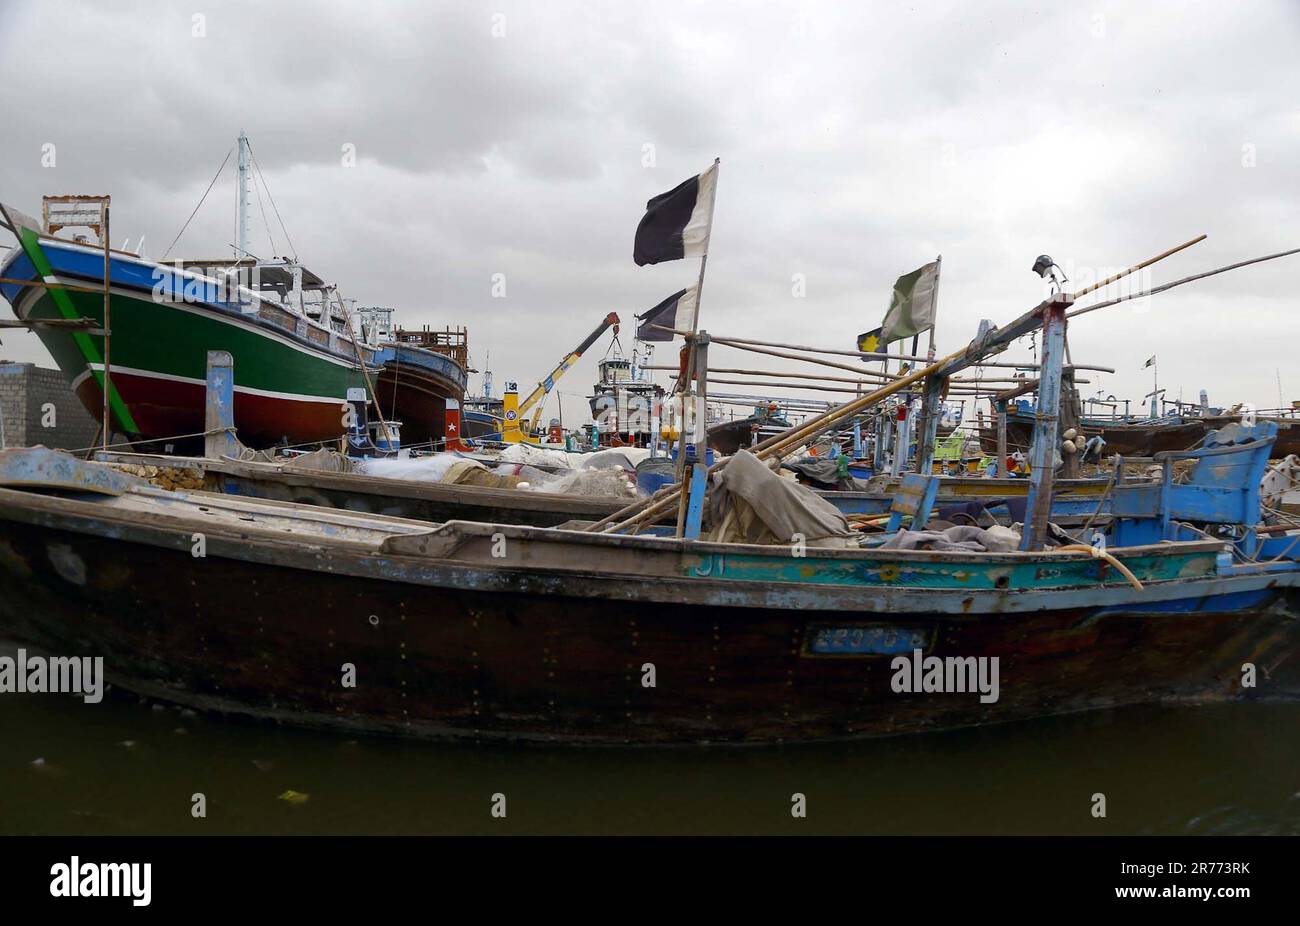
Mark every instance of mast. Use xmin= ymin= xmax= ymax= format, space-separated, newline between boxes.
xmin=236 ymin=130 xmax=251 ymax=258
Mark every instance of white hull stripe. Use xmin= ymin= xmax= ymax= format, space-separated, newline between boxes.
xmin=71 ymin=365 xmax=347 ymax=406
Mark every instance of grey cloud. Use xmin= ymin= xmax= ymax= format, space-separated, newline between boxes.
xmin=1 ymin=0 xmax=1299 ymax=425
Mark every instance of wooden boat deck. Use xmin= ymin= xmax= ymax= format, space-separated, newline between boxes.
xmin=2 ymin=458 xmax=1298 ymax=745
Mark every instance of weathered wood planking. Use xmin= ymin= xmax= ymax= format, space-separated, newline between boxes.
xmin=0 ymin=481 xmax=1296 ymax=745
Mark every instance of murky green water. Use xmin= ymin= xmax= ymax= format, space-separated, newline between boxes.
xmin=3 ymin=680 xmax=1297 ymax=835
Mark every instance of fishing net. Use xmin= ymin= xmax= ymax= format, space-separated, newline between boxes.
xmin=527 ymin=466 xmax=637 ymax=498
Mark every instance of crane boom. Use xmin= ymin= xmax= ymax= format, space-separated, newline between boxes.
xmin=519 ymin=311 xmax=620 ymax=432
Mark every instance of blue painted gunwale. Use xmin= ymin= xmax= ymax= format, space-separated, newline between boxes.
xmin=4 ymin=481 xmax=1292 ymax=618
xmin=371 ymin=342 xmax=468 ymax=394
xmin=1 ymin=238 xmax=374 ymax=368
xmin=678 ymin=546 xmax=1217 ymax=591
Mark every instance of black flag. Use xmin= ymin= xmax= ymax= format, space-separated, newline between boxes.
xmin=633 ymin=161 xmax=718 ymax=266
xmin=636 ymin=286 xmax=698 ymax=341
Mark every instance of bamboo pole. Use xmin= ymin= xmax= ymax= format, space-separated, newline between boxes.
xmin=1067 ymin=244 xmax=1300 ymax=318
xmin=650 ymin=327 xmax=934 ymax=363
xmin=648 ymin=363 xmax=890 ymax=383
xmin=708 ymin=396 xmax=832 ymax=410
xmin=597 ymin=236 xmax=1219 ymax=536
xmin=677 ymin=377 xmax=884 ymax=395
xmin=588 ymin=342 xmax=972 ymax=534
xmin=649 ymin=327 xmax=1117 ymax=376
xmin=645 ymin=364 xmax=1031 ymax=386
xmin=671 ymin=376 xmax=1000 ymax=396
xmin=1069 ymin=234 xmax=1205 ymax=300
xmin=679 ymin=332 xmax=911 ymax=379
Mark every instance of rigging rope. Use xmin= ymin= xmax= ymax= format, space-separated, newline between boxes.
xmin=161 ymin=146 xmax=233 ymax=259
xmin=251 ymin=168 xmax=279 ymax=257
xmin=246 ymin=142 xmax=298 ymax=261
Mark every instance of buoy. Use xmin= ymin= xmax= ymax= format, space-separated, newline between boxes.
xmin=1063 ymin=428 xmax=1078 ymax=441
xmin=1062 ymin=439 xmax=1077 ymax=454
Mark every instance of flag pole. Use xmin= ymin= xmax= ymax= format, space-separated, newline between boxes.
xmin=673 ymin=158 xmax=720 ymax=537
xmin=686 ymin=159 xmax=720 ymax=349
xmin=927 ymin=254 xmax=940 ymax=362
xmin=914 ymin=253 xmax=941 ymax=471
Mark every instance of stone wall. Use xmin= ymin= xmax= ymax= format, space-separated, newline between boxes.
xmin=0 ymin=362 xmax=101 ymax=451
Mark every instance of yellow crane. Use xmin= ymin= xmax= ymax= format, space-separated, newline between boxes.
xmin=503 ymin=312 xmax=621 ymax=442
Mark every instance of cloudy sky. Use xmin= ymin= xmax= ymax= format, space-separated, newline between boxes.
xmin=1 ymin=0 xmax=1298 ymax=427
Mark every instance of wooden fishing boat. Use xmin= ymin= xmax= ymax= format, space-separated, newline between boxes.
xmin=981 ymin=407 xmax=1300 ymax=459
xmin=1205 ymin=413 xmax=1300 ymax=458
xmin=91 ymin=449 xmax=1117 ymax=527
xmin=0 ymin=235 xmax=371 ymax=450
xmin=979 ymin=406 xmax=1211 ymax=457
xmin=370 ymin=340 xmax=468 ymax=449
xmin=1 ymin=143 xmax=381 ymax=451
xmin=355 ymin=318 xmax=469 ymax=449
xmin=830 ymin=473 xmax=1118 ymax=521
xmin=707 ymin=403 xmax=791 ymax=455
xmin=0 ymin=447 xmax=1296 ymax=745
xmin=94 ymin=449 xmax=636 ymax=527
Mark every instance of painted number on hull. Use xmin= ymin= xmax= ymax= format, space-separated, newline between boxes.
xmin=692 ymin=554 xmax=725 ymax=577
xmin=807 ymin=625 xmax=928 ymax=656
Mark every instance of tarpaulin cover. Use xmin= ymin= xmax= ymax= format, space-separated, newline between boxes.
xmin=782 ymin=457 xmax=870 ymax=490
xmin=236 ymin=446 xmax=354 ymax=474
xmin=278 ymin=448 xmax=354 ymax=474
xmin=707 ymin=449 xmax=857 ymax=547
xmin=881 ymin=524 xmax=1020 ymax=553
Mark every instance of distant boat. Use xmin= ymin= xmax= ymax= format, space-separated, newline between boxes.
xmin=979 ymin=405 xmax=1210 ymax=457
xmin=708 ymin=402 xmax=791 ymax=455
xmin=588 ymin=355 xmax=662 ymax=447
xmin=461 ymin=356 xmax=505 ymax=441
xmin=979 ymin=404 xmax=1300 ymax=458
xmin=356 ymin=309 xmax=468 ymax=450
xmin=462 ymin=401 xmax=505 ymax=441
xmin=1204 ymin=411 xmax=1300 ymax=458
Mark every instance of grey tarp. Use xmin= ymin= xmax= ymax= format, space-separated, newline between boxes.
xmin=279 ymin=448 xmax=355 ymax=474
xmin=706 ymin=449 xmax=857 ymax=547
xmin=881 ymin=524 xmax=1020 ymax=553
xmin=781 ymin=456 xmax=872 ymax=491
xmin=231 ymin=446 xmax=354 ymax=474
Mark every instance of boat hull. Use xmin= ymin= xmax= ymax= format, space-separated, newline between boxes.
xmin=0 ymin=239 xmax=368 ymax=449
xmin=980 ymin=412 xmax=1211 ymax=457
xmin=1 ymin=484 xmax=1297 ymax=745
xmin=97 ymin=451 xmax=641 ymax=527
xmin=1205 ymin=415 xmax=1300 ymax=457
xmin=708 ymin=416 xmax=791 ymax=455
xmin=979 ymin=412 xmax=1300 ymax=459
xmin=92 ymin=451 xmax=1115 ymax=527
xmin=372 ymin=344 xmax=467 ymax=449
xmin=462 ymin=410 xmax=503 ymax=441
